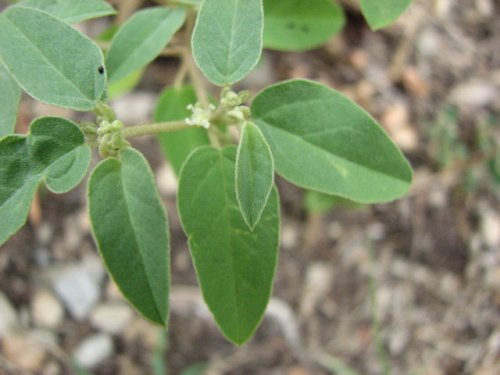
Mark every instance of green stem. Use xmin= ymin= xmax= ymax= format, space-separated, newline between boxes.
xmin=122 ymin=120 xmax=189 ymax=138
xmin=174 ymin=57 xmax=189 ymax=89
xmin=184 ymin=10 xmax=209 ymax=107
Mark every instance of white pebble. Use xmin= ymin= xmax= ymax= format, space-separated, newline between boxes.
xmin=73 ymin=334 xmax=114 ymax=370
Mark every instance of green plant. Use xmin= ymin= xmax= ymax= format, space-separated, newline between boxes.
xmin=0 ymin=0 xmax=414 ymax=345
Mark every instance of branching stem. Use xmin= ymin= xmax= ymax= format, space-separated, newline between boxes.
xmin=122 ymin=120 xmax=190 ymax=138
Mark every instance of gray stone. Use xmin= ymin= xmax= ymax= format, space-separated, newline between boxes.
xmin=51 ymin=265 xmax=100 ymax=320
xmin=0 ymin=292 xmax=18 ymax=338
xmin=90 ymin=303 xmax=134 ymax=335
xmin=32 ymin=289 xmax=64 ymax=328
xmin=3 ymin=333 xmax=47 ymax=372
xmin=73 ymin=333 xmax=114 ymax=370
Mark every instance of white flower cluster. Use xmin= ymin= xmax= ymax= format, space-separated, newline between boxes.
xmin=220 ymin=88 xmax=250 ymax=125
xmin=185 ymin=103 xmax=216 ymax=129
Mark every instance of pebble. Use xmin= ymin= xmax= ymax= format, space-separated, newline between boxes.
xmin=266 ymin=298 xmax=300 ymax=350
xmin=300 ymin=263 xmax=334 ymax=317
xmin=111 ymin=91 xmax=155 ymax=124
xmin=106 ymin=279 xmax=124 ymax=300
xmin=32 ymin=289 xmax=64 ymax=329
xmin=450 ymin=80 xmax=498 ymax=108
xmin=0 ymin=292 xmax=18 ymax=338
xmin=281 ymin=222 xmax=299 ymax=250
xmin=51 ymin=264 xmax=100 ymax=320
xmin=3 ymin=333 xmax=47 ymax=372
xmin=381 ymin=103 xmax=418 ymax=151
xmin=480 ymin=210 xmax=500 ymax=249
xmin=90 ymin=302 xmax=134 ymax=335
xmin=156 ymin=164 xmax=178 ymax=197
xmin=73 ymin=333 xmax=114 ymax=370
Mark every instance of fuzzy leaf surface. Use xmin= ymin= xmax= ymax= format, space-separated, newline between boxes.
xmin=154 ymin=86 xmax=210 ymax=175
xmin=0 ymin=6 xmax=106 ymax=110
xmin=106 ymin=7 xmax=186 ymax=83
xmin=192 ymin=0 xmax=263 ymax=85
xmin=0 ymin=64 xmax=21 ymax=137
xmin=0 ymin=117 xmax=86 ymax=245
xmin=236 ymin=123 xmax=274 ymax=229
xmin=20 ymin=0 xmax=116 ymax=23
xmin=263 ymin=0 xmax=345 ymax=51
xmin=178 ymin=146 xmax=280 ymax=344
xmin=251 ymin=80 xmax=413 ymax=203
xmin=88 ymin=148 xmax=170 ymax=326
xmin=360 ymin=0 xmax=413 ymax=30
xmin=46 ymin=145 xmax=91 ymax=193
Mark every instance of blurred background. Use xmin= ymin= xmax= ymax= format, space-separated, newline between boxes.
xmin=0 ymin=0 xmax=498 ymax=374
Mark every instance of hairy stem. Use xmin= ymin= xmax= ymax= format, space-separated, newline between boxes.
xmin=122 ymin=120 xmax=189 ymax=138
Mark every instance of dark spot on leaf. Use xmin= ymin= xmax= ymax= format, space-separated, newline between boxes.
xmin=287 ymin=22 xmax=296 ymax=30
xmin=98 ymin=66 xmax=105 ymax=74
xmin=301 ymin=25 xmax=310 ymax=34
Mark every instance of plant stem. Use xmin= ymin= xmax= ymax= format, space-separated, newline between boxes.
xmin=184 ymin=10 xmax=209 ymax=107
xmin=122 ymin=120 xmax=189 ymax=138
xmin=368 ymin=241 xmax=392 ymax=375
xmin=185 ymin=51 xmax=209 ymax=106
xmin=174 ymin=57 xmax=189 ymax=89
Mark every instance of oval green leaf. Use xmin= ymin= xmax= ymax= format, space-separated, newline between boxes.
xmin=263 ymin=0 xmax=345 ymax=51
xmin=0 ymin=64 xmax=21 ymax=137
xmin=0 ymin=6 xmax=106 ymax=111
xmin=236 ymin=122 xmax=274 ymax=230
xmin=154 ymin=85 xmax=210 ymax=176
xmin=178 ymin=146 xmax=280 ymax=345
xmin=45 ymin=145 xmax=91 ymax=193
xmin=0 ymin=117 xmax=86 ymax=245
xmin=251 ymin=79 xmax=413 ymax=203
xmin=88 ymin=148 xmax=170 ymax=326
xmin=192 ymin=0 xmax=264 ymax=86
xmin=360 ymin=0 xmax=413 ymax=30
xmin=19 ymin=0 xmax=116 ymax=24
xmin=105 ymin=7 xmax=186 ymax=83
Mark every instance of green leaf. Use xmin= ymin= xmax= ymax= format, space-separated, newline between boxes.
xmin=105 ymin=7 xmax=186 ymax=83
xmin=360 ymin=0 xmax=413 ymax=30
xmin=0 ymin=64 xmax=21 ymax=137
xmin=0 ymin=117 xmax=86 ymax=245
xmin=251 ymin=80 xmax=413 ymax=203
xmin=45 ymin=145 xmax=91 ymax=193
xmin=192 ymin=0 xmax=264 ymax=86
xmin=19 ymin=0 xmax=116 ymax=24
xmin=88 ymin=148 xmax=170 ymax=326
xmin=154 ymin=86 xmax=210 ymax=175
xmin=236 ymin=122 xmax=274 ymax=230
xmin=304 ymin=190 xmax=362 ymax=214
xmin=107 ymin=69 xmax=144 ymax=99
xmin=263 ymin=0 xmax=345 ymax=51
xmin=0 ymin=6 xmax=106 ymax=111
xmin=178 ymin=146 xmax=280 ymax=345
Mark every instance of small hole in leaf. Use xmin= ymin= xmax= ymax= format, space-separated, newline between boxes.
xmin=98 ymin=66 xmax=105 ymax=74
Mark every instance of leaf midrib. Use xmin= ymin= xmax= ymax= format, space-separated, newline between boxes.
xmin=258 ymin=119 xmax=409 ymax=184
xmin=119 ymin=160 xmax=164 ymax=324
